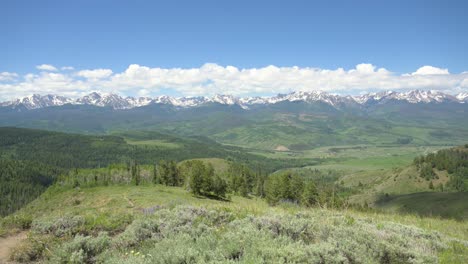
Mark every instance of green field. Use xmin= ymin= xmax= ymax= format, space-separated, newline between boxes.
xmin=249 ymin=145 xmax=449 ymax=172
xmin=179 ymin=158 xmax=231 ymax=174
xmin=374 ymin=192 xmax=468 ymax=220
xmin=125 ymin=139 xmax=182 ymax=149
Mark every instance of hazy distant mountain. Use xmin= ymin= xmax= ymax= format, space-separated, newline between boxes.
xmin=1 ymin=90 xmax=466 ymax=111
xmin=0 ymin=89 xmax=467 ymax=150
xmin=0 ymin=94 xmax=73 ymax=110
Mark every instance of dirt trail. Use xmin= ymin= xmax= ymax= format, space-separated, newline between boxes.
xmin=124 ymin=193 xmax=135 ymax=208
xmin=0 ymin=232 xmax=27 ymax=264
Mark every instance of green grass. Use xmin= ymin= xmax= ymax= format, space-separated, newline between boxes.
xmin=179 ymin=158 xmax=231 ymax=174
xmin=375 ymin=192 xmax=468 ymax=220
xmin=125 ymin=139 xmax=182 ymax=149
xmin=3 ymin=184 xmax=467 ymax=240
xmin=249 ymin=144 xmax=449 ymax=171
xmin=2 ymin=184 xmax=467 ymax=263
xmin=339 ymin=164 xmax=452 ymax=205
xmin=12 ymin=185 xmax=271 ymax=221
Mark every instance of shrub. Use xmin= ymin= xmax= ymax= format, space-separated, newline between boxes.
xmin=84 ymin=212 xmax=133 ymax=234
xmin=51 ymin=232 xmax=110 ymax=263
xmin=113 ymin=218 xmax=159 ymax=248
xmin=32 ymin=215 xmax=85 ymax=237
xmin=0 ymin=214 xmax=33 ymax=235
xmin=11 ymin=206 xmax=458 ymax=263
xmin=9 ymin=236 xmax=48 ymax=263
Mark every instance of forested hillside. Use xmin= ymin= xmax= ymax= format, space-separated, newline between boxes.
xmin=0 ymin=127 xmax=315 ymax=170
xmin=0 ymin=159 xmax=62 ymax=216
xmin=1 ymin=99 xmax=467 ymax=150
xmin=413 ymin=144 xmax=468 ymax=191
xmin=0 ymin=127 xmax=315 ymax=216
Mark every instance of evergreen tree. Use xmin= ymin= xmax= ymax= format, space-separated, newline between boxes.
xmin=202 ymin=163 xmax=215 ymax=193
xmin=302 ymin=181 xmax=319 ymax=207
xmin=131 ymin=161 xmax=140 ymax=186
xmin=188 ymin=161 xmax=205 ymax=195
xmin=152 ymin=163 xmax=160 ymax=184
xmin=290 ymin=174 xmax=304 ymax=202
xmin=212 ymin=175 xmax=228 ymax=198
xmin=264 ymin=175 xmax=282 ymax=205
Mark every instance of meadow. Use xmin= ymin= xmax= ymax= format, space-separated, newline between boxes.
xmin=1 ymin=184 xmax=467 ymax=263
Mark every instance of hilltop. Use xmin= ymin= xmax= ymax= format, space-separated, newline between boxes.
xmin=1 ymin=183 xmax=467 ymax=263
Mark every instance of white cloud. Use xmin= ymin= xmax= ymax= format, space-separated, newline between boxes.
xmin=77 ymin=69 xmax=113 ymax=80
xmin=0 ymin=72 xmax=18 ymax=82
xmin=36 ymin=64 xmax=58 ymax=71
xmin=0 ymin=63 xmax=467 ymax=100
xmin=412 ymin=66 xmax=449 ymax=75
xmin=354 ymin=63 xmax=376 ymax=74
xmin=460 ymin=78 xmax=468 ymax=88
xmin=61 ymin=66 xmax=75 ymax=71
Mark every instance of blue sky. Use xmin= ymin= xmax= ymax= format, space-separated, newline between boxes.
xmin=1 ymin=0 xmax=467 ymax=99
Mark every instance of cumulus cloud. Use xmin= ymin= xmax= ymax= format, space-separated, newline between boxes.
xmin=36 ymin=64 xmax=58 ymax=71
xmin=412 ymin=66 xmax=449 ymax=75
xmin=77 ymin=69 xmax=113 ymax=80
xmin=0 ymin=72 xmax=18 ymax=82
xmin=61 ymin=66 xmax=75 ymax=71
xmin=0 ymin=63 xmax=467 ymax=100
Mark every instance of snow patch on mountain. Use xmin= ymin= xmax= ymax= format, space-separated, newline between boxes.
xmin=1 ymin=90 xmax=467 ymax=110
xmin=456 ymin=93 xmax=468 ymax=102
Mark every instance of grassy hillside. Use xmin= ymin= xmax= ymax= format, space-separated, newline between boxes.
xmin=0 ymin=127 xmax=316 ymax=218
xmin=1 ymin=101 xmax=467 ymax=151
xmin=0 ymin=127 xmax=317 ymax=171
xmin=178 ymin=158 xmax=231 ymax=175
xmin=270 ymin=166 xmax=464 ymax=220
xmin=375 ymin=192 xmax=468 ymax=220
xmin=0 ymin=159 xmax=62 ymax=216
xmin=0 ymin=127 xmax=233 ymax=168
xmin=1 ymin=184 xmax=467 ymax=263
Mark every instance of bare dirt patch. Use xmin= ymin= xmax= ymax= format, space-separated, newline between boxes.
xmin=0 ymin=232 xmax=27 ymax=263
xmin=275 ymin=145 xmax=290 ymax=151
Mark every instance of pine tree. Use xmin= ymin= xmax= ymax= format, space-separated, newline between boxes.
xmin=290 ymin=174 xmax=304 ymax=203
xmin=202 ymin=163 xmax=214 ymax=193
xmin=302 ymin=181 xmax=319 ymax=207
xmin=152 ymin=163 xmax=160 ymax=184
xmin=189 ymin=161 xmax=205 ymax=195
xmin=131 ymin=161 xmax=140 ymax=186
xmin=212 ymin=175 xmax=227 ymax=198
xmin=264 ymin=175 xmax=281 ymax=205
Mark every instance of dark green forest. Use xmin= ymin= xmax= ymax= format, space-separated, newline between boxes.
xmin=0 ymin=159 xmax=62 ymax=216
xmin=414 ymin=145 xmax=468 ymax=191
xmin=0 ymin=127 xmax=316 ymax=216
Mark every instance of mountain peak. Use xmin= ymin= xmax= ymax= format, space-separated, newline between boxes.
xmin=1 ymin=90 xmax=466 ymax=110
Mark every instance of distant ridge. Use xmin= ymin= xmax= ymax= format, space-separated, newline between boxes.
xmin=1 ymin=90 xmax=467 ymax=110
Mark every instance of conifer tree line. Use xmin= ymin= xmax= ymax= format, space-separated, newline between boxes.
xmin=0 ymin=159 xmax=62 ymax=216
xmin=153 ymin=160 xmax=264 ymax=199
xmin=57 ymin=159 xmax=348 ymax=209
xmin=413 ymin=145 xmax=468 ymax=191
xmin=264 ymin=171 xmax=346 ymax=208
xmin=0 ymin=127 xmax=318 ymax=216
xmin=0 ymin=127 xmax=316 ymax=172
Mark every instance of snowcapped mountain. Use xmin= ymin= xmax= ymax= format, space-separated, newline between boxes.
xmin=211 ymin=94 xmax=240 ymax=105
xmin=456 ymin=93 xmax=468 ymax=102
xmin=0 ymin=94 xmax=73 ymax=110
xmin=125 ymin=96 xmax=153 ymax=108
xmin=76 ymin=92 xmax=132 ymax=109
xmin=352 ymin=90 xmax=459 ymax=105
xmin=1 ymin=90 xmax=467 ymax=110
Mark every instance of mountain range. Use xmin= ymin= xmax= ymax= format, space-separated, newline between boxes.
xmin=1 ymin=90 xmax=467 ymax=111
